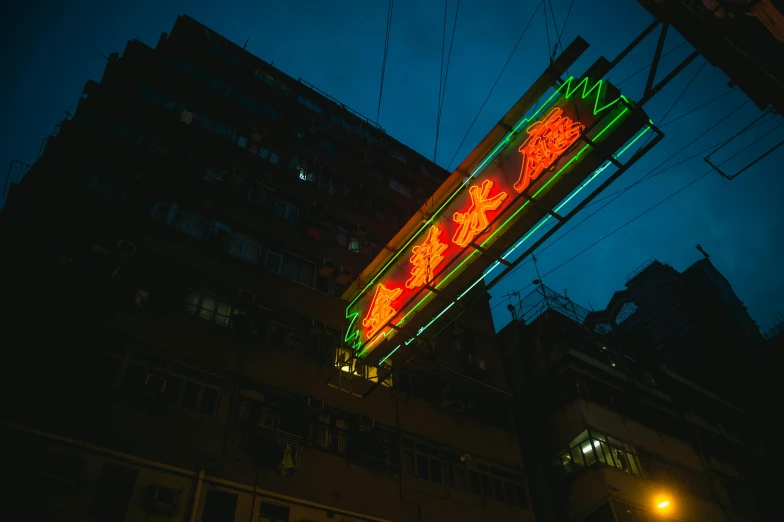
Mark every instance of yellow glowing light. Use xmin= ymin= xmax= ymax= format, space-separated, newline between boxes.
xmin=657 ymin=501 xmax=670 ymax=509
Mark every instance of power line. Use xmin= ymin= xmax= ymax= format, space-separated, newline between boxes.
xmin=487 ymin=97 xmax=755 ymax=305
xmin=578 ymin=97 xmax=753 ymax=211
xmin=616 ymin=41 xmax=688 ymax=87
xmin=546 ymin=0 xmax=563 ymax=61
xmin=376 ymin=0 xmax=396 ymax=122
xmin=446 ymin=0 xmax=544 ymax=171
xmin=537 ymin=168 xmax=713 ymax=281
xmin=556 ymin=0 xmax=577 ymax=45
xmin=659 ymin=86 xmax=737 ymax=128
xmin=435 ymin=0 xmax=461 ymax=164
xmin=490 ymin=166 xmax=715 ymax=311
xmin=542 ymin=0 xmax=553 ymax=63
xmin=435 ymin=1 xmax=447 ymax=162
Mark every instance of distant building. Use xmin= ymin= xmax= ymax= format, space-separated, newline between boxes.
xmin=0 ymin=15 xmax=529 ymax=522
xmin=583 ymin=257 xmax=764 ymax=397
xmin=499 ymin=285 xmax=772 ymax=522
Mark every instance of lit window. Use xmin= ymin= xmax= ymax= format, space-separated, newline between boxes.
xmin=349 ymin=238 xmax=361 ymax=253
xmin=554 ymin=429 xmax=641 ymax=476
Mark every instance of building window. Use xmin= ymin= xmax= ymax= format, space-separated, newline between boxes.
xmin=335 ymin=347 xmax=393 ymax=388
xmin=226 ymin=234 xmax=262 ymax=263
xmin=297 ymin=95 xmax=323 ymax=113
xmin=258 ymin=147 xmax=280 ymax=164
xmin=389 ymin=178 xmax=412 ymax=198
xmin=168 ymin=209 xmax=209 ymax=240
xmin=555 ymin=429 xmax=641 ymax=476
xmin=202 ymin=490 xmax=238 ymax=522
xmin=265 ymin=249 xmax=316 ymax=288
xmin=259 ymin=502 xmax=290 ymax=522
xmin=275 ymin=200 xmax=300 ymax=222
xmin=87 ymin=463 xmax=138 ymax=522
xmin=120 ymin=353 xmax=222 ymax=418
xmin=239 ymin=397 xmax=281 ymax=429
xmin=184 ymin=290 xmax=232 ymax=327
xmin=312 ymin=412 xmax=349 ymax=455
xmin=269 ymin=322 xmax=302 ymax=353
xmin=402 ymin=440 xmax=526 ymax=507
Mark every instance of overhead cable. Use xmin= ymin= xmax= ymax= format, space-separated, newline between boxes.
xmin=446 ymin=0 xmax=544 ymax=171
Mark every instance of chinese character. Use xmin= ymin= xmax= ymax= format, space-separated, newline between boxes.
xmin=514 ymin=107 xmax=584 ymax=193
xmin=452 ymin=179 xmax=508 ymax=248
xmin=406 ymin=225 xmax=448 ymax=289
xmin=362 ymin=283 xmax=403 ymax=340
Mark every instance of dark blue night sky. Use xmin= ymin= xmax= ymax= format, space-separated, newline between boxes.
xmin=3 ymin=0 xmax=783 ymax=333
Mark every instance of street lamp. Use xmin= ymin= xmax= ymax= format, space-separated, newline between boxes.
xmin=657 ymin=501 xmax=670 ymax=509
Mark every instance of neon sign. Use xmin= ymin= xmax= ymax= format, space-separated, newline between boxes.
xmin=515 ymin=107 xmax=584 ymax=193
xmin=362 ymin=283 xmax=403 ymax=340
xmin=452 ymin=180 xmax=509 ymax=248
xmin=345 ymin=75 xmax=645 ymax=360
xmin=406 ymin=226 xmax=448 ymax=289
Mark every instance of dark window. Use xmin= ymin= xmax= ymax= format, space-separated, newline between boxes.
xmin=199 ymin=386 xmax=220 ymax=416
xmin=202 ymin=489 xmax=238 ymax=522
xmin=181 ymin=381 xmax=201 ymax=410
xmin=259 ymin=502 xmax=289 ymax=522
xmin=87 ymin=463 xmax=138 ymax=522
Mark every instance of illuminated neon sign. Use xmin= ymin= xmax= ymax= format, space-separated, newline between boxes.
xmin=362 ymin=283 xmax=403 ymax=340
xmin=406 ymin=225 xmax=448 ymax=289
xmin=345 ymin=75 xmax=642 ymax=359
xmin=515 ymin=107 xmax=584 ymax=193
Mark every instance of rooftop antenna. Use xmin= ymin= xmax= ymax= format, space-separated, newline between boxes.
xmin=696 ymin=244 xmax=710 ymax=259
xmin=243 ymin=37 xmax=249 ymax=50
xmin=531 ymin=253 xmax=548 ymax=310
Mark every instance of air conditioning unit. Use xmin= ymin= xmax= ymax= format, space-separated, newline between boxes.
xmin=147 ymin=485 xmax=180 ymax=516
xmin=354 ymin=224 xmax=367 ymax=237
xmin=239 ymin=289 xmax=255 ymax=303
xmin=359 ymin=415 xmax=375 ymax=433
xmin=336 ymin=266 xmax=353 ymax=285
xmin=319 ymin=259 xmax=336 ymax=277
xmin=116 ymin=240 xmax=137 ymax=259
xmin=307 ymin=396 xmax=324 ymax=410
xmin=468 ymin=355 xmax=486 ymax=371
xmin=311 ymin=318 xmax=327 ymax=334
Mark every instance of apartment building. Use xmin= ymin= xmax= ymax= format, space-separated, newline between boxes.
xmin=498 ymin=285 xmax=772 ymax=522
xmin=1 ymin=15 xmax=529 ymax=522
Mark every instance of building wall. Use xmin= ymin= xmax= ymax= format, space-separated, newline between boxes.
xmin=1 ymin=14 xmax=530 ymax=522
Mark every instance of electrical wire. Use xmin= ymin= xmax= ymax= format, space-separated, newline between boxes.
xmin=659 ymin=86 xmax=737 ymax=129
xmin=578 ymin=97 xmax=753 ymax=211
xmin=638 ymin=58 xmax=707 ymax=151
xmin=376 ymin=0 xmax=396 ymax=123
xmin=435 ymin=0 xmax=461 ymax=164
xmin=486 ymin=97 xmax=756 ymax=307
xmin=556 ymin=0 xmax=577 ymax=45
xmin=537 ymin=168 xmax=713 ymax=281
xmin=435 ymin=1 xmax=448 ymax=162
xmin=446 ymin=0 xmax=545 ymax=171
xmin=546 ymin=0 xmax=563 ymax=61
xmin=543 ymin=0 xmax=553 ymax=64
xmin=616 ymin=42 xmax=688 ymax=87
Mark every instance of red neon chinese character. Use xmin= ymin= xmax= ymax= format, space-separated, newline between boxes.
xmin=362 ymin=283 xmax=403 ymax=340
xmin=514 ymin=107 xmax=584 ymax=194
xmin=406 ymin=225 xmax=448 ymax=289
xmin=452 ymin=179 xmax=508 ymax=248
